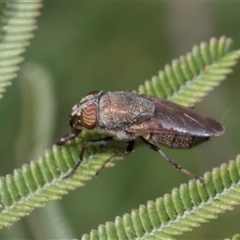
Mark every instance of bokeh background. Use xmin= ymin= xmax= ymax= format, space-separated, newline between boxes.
xmin=0 ymin=2 xmax=240 ymax=239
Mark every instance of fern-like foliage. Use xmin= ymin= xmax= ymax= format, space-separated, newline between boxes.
xmin=81 ymin=156 xmax=240 ymax=240
xmin=0 ymin=134 xmax=123 ymax=228
xmin=0 ymin=1 xmax=41 ymax=97
xmin=139 ymin=36 xmax=239 ymax=107
xmin=0 ymin=36 xmax=238 ymax=231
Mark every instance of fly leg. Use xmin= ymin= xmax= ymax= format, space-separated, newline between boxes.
xmin=56 ymin=129 xmax=81 ymax=146
xmin=96 ymin=140 xmax=135 ymax=175
xmin=140 ymin=137 xmax=204 ymax=183
xmin=63 ymin=137 xmax=114 ymax=179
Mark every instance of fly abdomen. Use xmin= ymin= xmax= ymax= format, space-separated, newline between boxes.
xmin=150 ymin=133 xmax=210 ymax=149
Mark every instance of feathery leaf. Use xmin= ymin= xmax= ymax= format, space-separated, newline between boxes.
xmin=0 ymin=133 xmax=124 ymax=229
xmin=0 ymin=1 xmax=42 ymax=98
xmin=82 ymin=156 xmax=240 ymax=239
xmin=138 ymin=36 xmax=239 ymax=107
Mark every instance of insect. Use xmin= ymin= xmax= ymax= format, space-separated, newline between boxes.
xmin=56 ymin=90 xmax=224 ymax=182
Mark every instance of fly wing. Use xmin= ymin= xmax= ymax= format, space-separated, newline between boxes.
xmin=126 ymin=95 xmax=224 ymax=137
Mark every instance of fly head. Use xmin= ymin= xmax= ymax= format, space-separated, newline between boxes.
xmin=69 ymin=90 xmax=102 ymax=131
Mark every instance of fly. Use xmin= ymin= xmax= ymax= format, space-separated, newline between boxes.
xmin=56 ymin=90 xmax=224 ymax=182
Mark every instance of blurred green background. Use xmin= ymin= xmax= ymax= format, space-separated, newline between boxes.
xmin=1 ymin=1 xmax=240 ymax=239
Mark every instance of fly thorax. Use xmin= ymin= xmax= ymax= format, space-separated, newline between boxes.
xmin=98 ymin=91 xmax=155 ymax=129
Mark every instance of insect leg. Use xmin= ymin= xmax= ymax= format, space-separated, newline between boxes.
xmin=56 ymin=129 xmax=81 ymax=146
xmin=63 ymin=137 xmax=114 ymax=179
xmin=95 ymin=140 xmax=135 ymax=175
xmin=140 ymin=137 xmax=204 ymax=183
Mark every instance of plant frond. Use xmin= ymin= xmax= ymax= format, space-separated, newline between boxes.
xmin=0 ymin=1 xmax=42 ymax=98
xmin=138 ymin=36 xmax=240 ymax=107
xmin=0 ymin=132 xmax=124 ymax=229
xmin=81 ymin=156 xmax=240 ymax=240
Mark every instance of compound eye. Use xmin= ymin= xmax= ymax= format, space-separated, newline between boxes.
xmin=80 ymin=103 xmax=97 ymax=129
